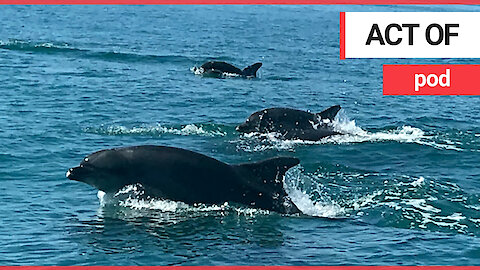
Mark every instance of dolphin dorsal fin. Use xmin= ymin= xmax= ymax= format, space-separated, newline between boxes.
xmin=233 ymin=157 xmax=300 ymax=214
xmin=317 ymin=105 xmax=341 ymax=121
xmin=242 ymin=62 xmax=262 ymax=77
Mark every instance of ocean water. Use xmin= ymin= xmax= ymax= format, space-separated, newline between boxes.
xmin=1 ymin=5 xmax=480 ymax=265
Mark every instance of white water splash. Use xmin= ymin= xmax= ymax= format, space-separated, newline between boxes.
xmin=86 ymin=124 xmax=226 ymax=137
xmin=328 ymin=117 xmax=425 ymax=144
xmin=222 ymin=72 xmax=241 ymax=78
xmin=287 ymin=187 xmax=346 ymax=217
xmin=191 ymin=66 xmax=241 ymax=78
xmin=284 ymin=166 xmax=347 ymax=218
xmin=0 ymin=39 xmax=71 ymax=50
xmin=351 ymin=190 xmax=385 ymax=211
xmin=410 ymin=176 xmax=425 ymax=187
xmin=283 ymin=166 xmax=476 ymax=233
xmin=235 ymin=116 xmax=426 ymax=152
xmin=190 ymin=67 xmax=242 ymax=78
xmin=95 ymin=169 xmax=477 ymax=235
xmin=417 ymin=140 xmax=466 ymax=152
xmin=97 ymin=184 xmax=270 ymax=216
xmin=235 ymin=112 xmax=479 ymax=153
xmin=398 ymin=176 xmax=425 ymax=188
xmin=97 ymin=190 xmax=107 ymax=206
xmin=191 ymin=66 xmax=204 ymax=75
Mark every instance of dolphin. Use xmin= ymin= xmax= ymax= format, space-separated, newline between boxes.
xmin=66 ymin=145 xmax=300 ymax=214
xmin=194 ymin=61 xmax=262 ymax=78
xmin=236 ymin=105 xmax=342 ymax=141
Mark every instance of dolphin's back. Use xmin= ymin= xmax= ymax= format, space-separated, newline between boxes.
xmin=117 ymin=145 xmax=239 ymax=204
xmin=239 ymin=107 xmax=340 ymax=140
xmin=201 ymin=61 xmax=243 ymax=74
xmin=258 ymin=108 xmax=321 ymax=138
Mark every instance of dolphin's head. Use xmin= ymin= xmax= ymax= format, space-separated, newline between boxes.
xmin=66 ymin=149 xmax=130 ymax=193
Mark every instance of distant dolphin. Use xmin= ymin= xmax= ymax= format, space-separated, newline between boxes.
xmin=194 ymin=61 xmax=262 ymax=78
xmin=66 ymin=145 xmax=300 ymax=214
xmin=236 ymin=106 xmax=342 ymax=141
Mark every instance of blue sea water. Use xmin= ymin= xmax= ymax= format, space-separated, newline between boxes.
xmin=1 ymin=5 xmax=480 ymax=265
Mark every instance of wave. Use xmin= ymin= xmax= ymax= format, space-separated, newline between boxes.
xmin=84 ymin=123 xmax=228 ymax=137
xmin=418 ymin=130 xmax=480 ymax=152
xmin=84 ymin=119 xmax=480 ymax=153
xmin=233 ymin=114 xmax=426 ymax=152
xmin=91 ymin=163 xmax=480 ymax=236
xmin=285 ymin=166 xmax=347 ymax=218
xmin=330 ymin=114 xmax=480 ymax=152
xmin=95 ymin=166 xmax=348 ymax=220
xmin=97 ymin=184 xmax=271 ymax=217
xmin=297 ymin=165 xmax=480 ymax=235
xmin=354 ymin=178 xmax=474 ymax=235
xmin=0 ymin=39 xmax=194 ymax=64
xmin=234 ymin=112 xmax=480 ymax=153
xmin=264 ymin=75 xmax=301 ymax=81
xmin=330 ymin=116 xmax=425 ymax=144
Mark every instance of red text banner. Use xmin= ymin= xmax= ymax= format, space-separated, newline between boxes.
xmin=383 ymin=64 xmax=480 ymax=95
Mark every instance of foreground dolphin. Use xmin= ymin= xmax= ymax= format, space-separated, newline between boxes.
xmin=194 ymin=61 xmax=262 ymax=78
xmin=236 ymin=105 xmax=342 ymax=141
xmin=66 ymin=145 xmax=300 ymax=214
